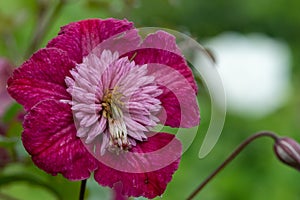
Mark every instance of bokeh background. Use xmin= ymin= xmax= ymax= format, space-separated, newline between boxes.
xmin=1 ymin=0 xmax=300 ymax=199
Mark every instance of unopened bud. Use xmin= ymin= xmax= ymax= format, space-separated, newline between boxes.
xmin=274 ymin=137 xmax=300 ymax=171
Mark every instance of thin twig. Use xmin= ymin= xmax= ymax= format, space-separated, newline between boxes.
xmin=25 ymin=0 xmax=65 ymax=58
xmin=186 ymin=131 xmax=279 ymax=200
xmin=2 ymin=33 xmax=20 ymax=64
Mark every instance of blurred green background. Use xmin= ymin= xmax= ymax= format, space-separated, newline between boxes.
xmin=1 ymin=0 xmax=300 ymax=199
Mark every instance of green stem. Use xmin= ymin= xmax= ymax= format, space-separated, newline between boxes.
xmin=0 ymin=192 xmax=19 ymax=200
xmin=79 ymin=179 xmax=87 ymax=200
xmin=186 ymin=131 xmax=279 ymax=200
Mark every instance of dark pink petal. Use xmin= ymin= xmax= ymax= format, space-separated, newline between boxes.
xmin=122 ymin=31 xmax=199 ymax=127
xmin=113 ymin=182 xmax=128 ymax=200
xmin=127 ymin=49 xmax=197 ymax=91
xmin=23 ymin=100 xmax=97 ymax=180
xmin=141 ymin=31 xmax=182 ymax=55
xmin=7 ymin=48 xmax=74 ymax=111
xmin=94 ymin=133 xmax=181 ymax=199
xmin=150 ymin=63 xmax=200 ymax=128
xmin=125 ymin=48 xmax=199 ymax=127
xmin=91 ymin=28 xmax=141 ymax=59
xmin=47 ymin=18 xmax=137 ymax=63
xmin=136 ymin=31 xmax=197 ymax=92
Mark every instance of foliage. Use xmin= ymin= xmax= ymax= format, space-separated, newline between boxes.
xmin=1 ymin=0 xmax=300 ymax=199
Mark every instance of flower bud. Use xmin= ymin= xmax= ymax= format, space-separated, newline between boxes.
xmin=274 ymin=137 xmax=300 ymax=171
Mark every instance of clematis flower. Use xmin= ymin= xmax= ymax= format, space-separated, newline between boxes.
xmin=7 ymin=18 xmax=199 ymax=198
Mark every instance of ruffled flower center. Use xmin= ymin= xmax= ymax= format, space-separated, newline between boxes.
xmin=102 ymin=89 xmax=130 ymax=150
xmin=65 ymin=50 xmax=162 ymax=154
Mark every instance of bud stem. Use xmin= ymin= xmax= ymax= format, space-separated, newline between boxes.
xmin=186 ymin=131 xmax=279 ymax=200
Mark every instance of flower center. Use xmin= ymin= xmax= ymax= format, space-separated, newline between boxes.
xmin=101 ymin=89 xmax=131 ymax=151
xmin=65 ymin=50 xmax=162 ymax=154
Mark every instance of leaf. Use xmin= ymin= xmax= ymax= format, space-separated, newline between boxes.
xmin=2 ymin=103 xmax=23 ymax=124
xmin=0 ymin=135 xmax=18 ymax=148
xmin=0 ymin=174 xmax=62 ymax=200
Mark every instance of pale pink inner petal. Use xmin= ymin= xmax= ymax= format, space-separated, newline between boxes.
xmin=65 ymin=50 xmax=163 ymax=155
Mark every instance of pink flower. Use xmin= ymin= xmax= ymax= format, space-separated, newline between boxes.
xmin=7 ymin=18 xmax=199 ymax=198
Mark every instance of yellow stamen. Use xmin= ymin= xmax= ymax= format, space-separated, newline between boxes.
xmin=101 ymin=89 xmax=131 ymax=151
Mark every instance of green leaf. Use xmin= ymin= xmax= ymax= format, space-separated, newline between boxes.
xmin=0 ymin=135 xmax=18 ymax=148
xmin=0 ymin=174 xmax=62 ymax=200
xmin=2 ymin=103 xmax=23 ymax=124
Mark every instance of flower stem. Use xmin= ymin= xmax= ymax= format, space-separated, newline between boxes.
xmin=79 ymin=179 xmax=87 ymax=200
xmin=186 ymin=131 xmax=279 ymax=200
xmin=0 ymin=192 xmax=19 ymax=200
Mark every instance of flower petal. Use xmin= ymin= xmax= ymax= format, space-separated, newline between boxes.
xmin=151 ymin=63 xmax=200 ymax=128
xmin=137 ymin=31 xmax=197 ymax=92
xmin=7 ymin=48 xmax=74 ymax=111
xmin=125 ymin=47 xmax=199 ymax=127
xmin=23 ymin=100 xmax=97 ymax=180
xmin=47 ymin=18 xmax=137 ymax=63
xmin=94 ymin=133 xmax=181 ymax=199
xmin=141 ymin=30 xmax=182 ymax=56
xmin=113 ymin=182 xmax=128 ymax=200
